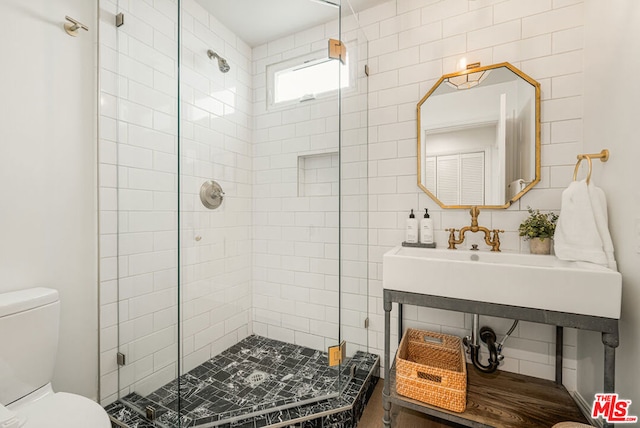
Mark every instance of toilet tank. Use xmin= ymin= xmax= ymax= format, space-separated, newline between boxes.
xmin=0 ymin=288 xmax=60 ymax=406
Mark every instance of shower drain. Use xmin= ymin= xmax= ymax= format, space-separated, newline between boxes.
xmin=247 ymin=370 xmax=268 ymax=387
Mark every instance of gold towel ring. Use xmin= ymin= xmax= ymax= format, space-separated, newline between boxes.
xmin=573 ymin=156 xmax=593 ymax=184
xmin=572 ymin=149 xmax=609 ymax=185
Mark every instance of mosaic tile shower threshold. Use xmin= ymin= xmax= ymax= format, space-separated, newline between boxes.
xmin=106 ymin=335 xmax=380 ymax=428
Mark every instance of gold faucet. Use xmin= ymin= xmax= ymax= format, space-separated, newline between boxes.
xmin=445 ymin=206 xmax=504 ymax=252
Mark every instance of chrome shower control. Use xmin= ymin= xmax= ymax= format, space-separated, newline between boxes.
xmin=199 ymin=180 xmax=225 ymax=210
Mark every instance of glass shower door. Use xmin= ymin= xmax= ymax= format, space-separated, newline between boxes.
xmin=106 ymin=0 xmax=367 ymax=425
xmin=109 ymin=0 xmax=182 ymax=423
xmin=339 ymin=3 xmax=370 ymax=362
xmin=175 ymin=0 xmax=346 ymax=426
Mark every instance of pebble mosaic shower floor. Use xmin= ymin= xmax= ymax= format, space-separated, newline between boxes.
xmin=106 ymin=335 xmax=379 ymax=428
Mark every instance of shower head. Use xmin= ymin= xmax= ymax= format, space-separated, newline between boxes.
xmin=207 ymin=49 xmax=230 ymax=73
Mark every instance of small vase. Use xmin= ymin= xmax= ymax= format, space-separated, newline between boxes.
xmin=529 ymin=238 xmax=551 ymax=255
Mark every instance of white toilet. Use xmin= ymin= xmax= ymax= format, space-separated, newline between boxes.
xmin=0 ymin=288 xmax=111 ymax=428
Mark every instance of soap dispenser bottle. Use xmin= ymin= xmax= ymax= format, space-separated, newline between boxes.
xmin=406 ymin=209 xmax=418 ymax=243
xmin=420 ymin=208 xmax=434 ymax=244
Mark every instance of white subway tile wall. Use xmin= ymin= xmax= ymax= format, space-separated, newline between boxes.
xmin=364 ymin=0 xmax=583 ymax=390
xmin=251 ymin=12 xmax=370 ymax=356
xmin=253 ymin=15 xmax=340 ymax=351
xmin=178 ymin=0 xmax=253 ymax=377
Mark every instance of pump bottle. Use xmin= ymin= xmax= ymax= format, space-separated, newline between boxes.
xmin=405 ymin=209 xmax=418 ymax=243
xmin=420 ymin=208 xmax=434 ymax=244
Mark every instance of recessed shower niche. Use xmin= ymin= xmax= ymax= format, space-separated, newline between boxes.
xmin=98 ymin=0 xmax=371 ymax=426
xmin=297 ymin=152 xmax=339 ymax=197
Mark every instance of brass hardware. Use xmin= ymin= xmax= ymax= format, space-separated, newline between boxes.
xmin=328 ymin=340 xmax=346 ymax=366
xmin=365 ymin=64 xmax=370 ymax=76
xmin=64 ymin=16 xmax=89 ymax=36
xmin=145 ymin=406 xmax=156 ymax=421
xmin=328 ymin=39 xmax=346 ymax=64
xmin=446 ymin=207 xmax=504 ymax=252
xmin=573 ymin=149 xmax=609 ymax=185
xmin=116 ymin=13 xmax=124 ymax=28
xmin=195 ymin=235 xmax=202 ymax=242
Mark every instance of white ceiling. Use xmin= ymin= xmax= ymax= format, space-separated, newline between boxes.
xmin=195 ymin=0 xmax=388 ymax=47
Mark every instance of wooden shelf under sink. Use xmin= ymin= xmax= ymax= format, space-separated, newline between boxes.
xmin=388 ymin=362 xmax=591 ymax=428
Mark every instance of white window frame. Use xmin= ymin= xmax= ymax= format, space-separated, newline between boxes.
xmin=266 ymin=42 xmax=357 ymax=111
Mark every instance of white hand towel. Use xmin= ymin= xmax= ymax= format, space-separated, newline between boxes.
xmin=554 ymin=179 xmax=608 ymax=266
xmin=588 ymin=180 xmax=617 ymax=271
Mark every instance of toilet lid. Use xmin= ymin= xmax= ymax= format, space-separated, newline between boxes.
xmin=16 ymin=392 xmax=111 ymax=428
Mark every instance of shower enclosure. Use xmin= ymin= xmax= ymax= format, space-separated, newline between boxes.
xmin=98 ymin=0 xmax=369 ymax=425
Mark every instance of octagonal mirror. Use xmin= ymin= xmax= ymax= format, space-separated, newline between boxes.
xmin=417 ymin=62 xmax=541 ymax=209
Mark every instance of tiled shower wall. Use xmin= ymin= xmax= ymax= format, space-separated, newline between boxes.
xmin=361 ymin=0 xmax=584 ymax=390
xmin=178 ymin=0 xmax=252 ymax=375
xmin=250 ymin=14 xmax=370 ymax=355
xmin=98 ymin=0 xmax=252 ymax=404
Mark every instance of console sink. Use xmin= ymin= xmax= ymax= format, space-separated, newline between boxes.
xmin=383 ymin=246 xmax=622 ymax=319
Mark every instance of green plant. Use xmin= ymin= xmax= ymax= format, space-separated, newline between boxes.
xmin=518 ymin=206 xmax=559 ymax=241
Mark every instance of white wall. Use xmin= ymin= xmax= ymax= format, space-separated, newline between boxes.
xmin=0 ymin=0 xmax=98 ymax=400
xmin=580 ymin=0 xmax=640 ymax=408
xmin=362 ymin=0 xmax=586 ymax=389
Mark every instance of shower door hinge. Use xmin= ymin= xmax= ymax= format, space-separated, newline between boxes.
xmin=364 ymin=317 xmax=370 ymax=328
xmin=116 ymin=13 xmax=124 ymax=28
xmin=145 ymin=406 xmax=156 ymax=421
xmin=364 ymin=64 xmax=370 ymax=76
xmin=328 ymin=340 xmax=346 ymax=366
xmin=117 ymin=352 xmax=126 ymax=366
xmin=328 ymin=39 xmax=346 ymax=65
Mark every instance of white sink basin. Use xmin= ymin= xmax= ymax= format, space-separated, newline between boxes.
xmin=383 ymin=246 xmax=622 ymax=319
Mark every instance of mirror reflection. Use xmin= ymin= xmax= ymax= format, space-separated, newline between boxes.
xmin=417 ymin=63 xmax=540 ymax=208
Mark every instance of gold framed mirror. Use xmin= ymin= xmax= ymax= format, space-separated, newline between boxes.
xmin=417 ymin=62 xmax=541 ymax=209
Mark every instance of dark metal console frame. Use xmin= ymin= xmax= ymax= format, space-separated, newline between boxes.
xmin=382 ymin=289 xmax=619 ymax=428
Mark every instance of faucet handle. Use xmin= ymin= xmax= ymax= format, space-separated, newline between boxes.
xmin=446 ymin=228 xmax=458 ymax=250
xmin=490 ymin=229 xmax=504 ymax=252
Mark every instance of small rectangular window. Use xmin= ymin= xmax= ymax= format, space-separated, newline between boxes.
xmin=267 ymin=43 xmax=356 ymax=109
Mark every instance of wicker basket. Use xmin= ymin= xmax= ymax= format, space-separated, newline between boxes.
xmin=395 ymin=328 xmax=467 ymax=413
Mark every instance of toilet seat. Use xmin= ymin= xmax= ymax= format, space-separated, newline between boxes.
xmin=13 ymin=392 xmax=111 ymax=428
